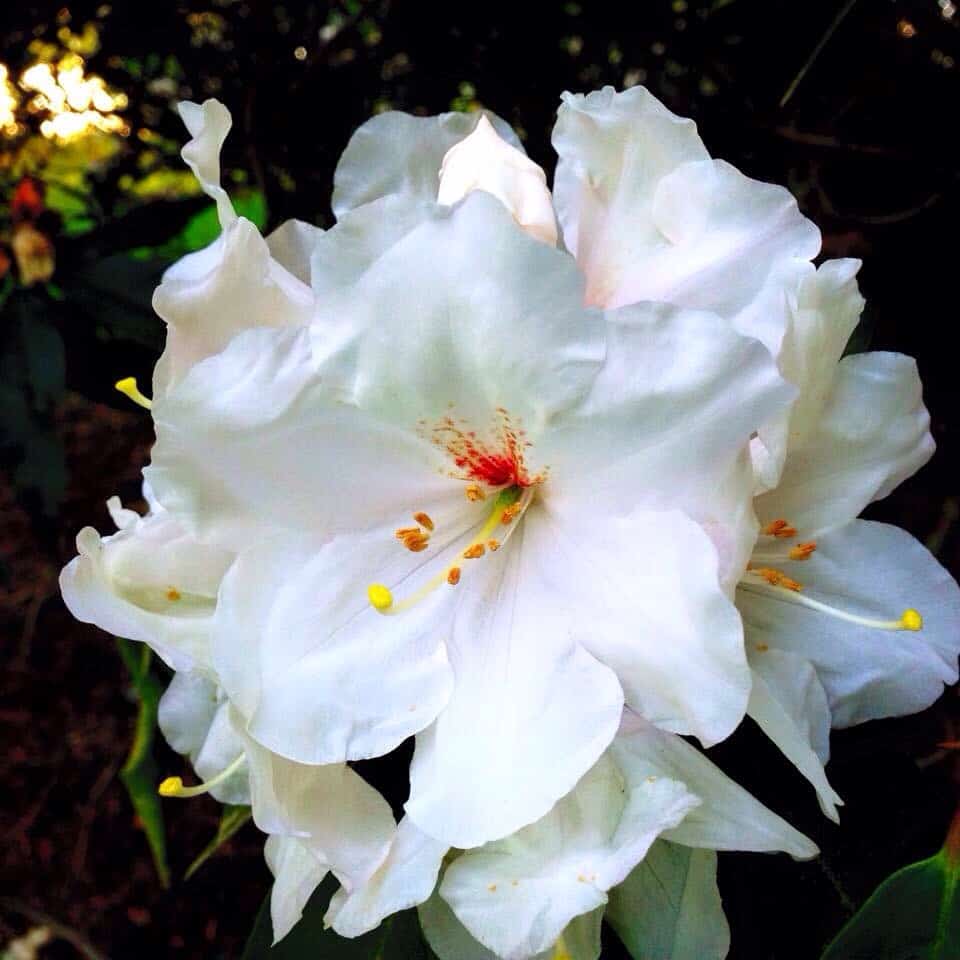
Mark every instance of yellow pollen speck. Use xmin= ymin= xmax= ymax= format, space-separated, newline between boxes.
xmin=789 ymin=541 xmax=817 ymax=561
xmin=413 ymin=511 xmax=435 ymax=531
xmin=646 ymin=775 xmax=658 ymax=783
xmin=465 ymin=483 xmax=486 ymax=501
xmin=756 ymin=642 xmax=769 ymax=652
xmin=488 ymin=883 xmax=497 ymax=892
xmin=463 ymin=543 xmax=485 ymax=559
xmin=114 ymin=376 xmax=152 ymax=410
xmin=577 ymin=874 xmax=586 ymax=883
xmin=511 ymin=880 xmax=519 ymax=887
xmin=368 ymin=583 xmax=393 ymax=611
xmin=447 ymin=566 xmax=461 ymax=586
xmin=487 ymin=539 xmax=500 ymax=552
xmin=901 ymin=608 xmax=923 ymax=631
xmin=165 ymin=587 xmax=181 ymax=602
xmin=158 ymin=776 xmax=183 ymax=797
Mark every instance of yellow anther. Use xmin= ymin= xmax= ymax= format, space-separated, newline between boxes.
xmin=463 ymin=543 xmax=485 ymax=559
xmin=114 ymin=376 xmax=152 ymax=410
xmin=403 ymin=534 xmax=430 ymax=552
xmin=901 ymin=608 xmax=923 ymax=631
xmin=755 ymin=642 xmax=769 ymax=652
xmin=465 ymin=483 xmax=486 ymax=502
xmin=165 ymin=587 xmax=181 ymax=602
xmin=158 ymin=776 xmax=183 ymax=797
xmin=486 ymin=539 xmax=500 ymax=552
xmin=368 ymin=583 xmax=394 ymax=611
xmin=413 ymin=511 xmax=435 ymax=531
xmin=789 ymin=541 xmax=817 ymax=561
xmin=447 ymin=566 xmax=462 ymax=586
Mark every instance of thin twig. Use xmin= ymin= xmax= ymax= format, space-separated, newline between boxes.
xmin=0 ymin=898 xmax=110 ymax=960
xmin=780 ymin=0 xmax=859 ymax=108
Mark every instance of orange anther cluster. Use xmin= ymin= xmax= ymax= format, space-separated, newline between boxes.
xmin=763 ymin=519 xmax=798 ymax=539
xmin=166 ymin=587 xmax=181 ymax=602
xmin=395 ymin=526 xmax=430 ymax=552
xmin=501 ymin=503 xmax=522 ymax=525
xmin=753 ymin=567 xmax=803 ymax=592
xmin=463 ymin=543 xmax=486 ymax=559
xmin=413 ymin=511 xmax=435 ymax=531
xmin=447 ymin=566 xmax=462 ymax=586
xmin=486 ymin=539 xmax=500 ymax=552
xmin=789 ymin=541 xmax=817 ymax=561
xmin=465 ymin=484 xmax=486 ymax=502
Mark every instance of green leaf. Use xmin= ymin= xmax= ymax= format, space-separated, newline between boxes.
xmin=241 ymin=875 xmax=435 ymax=959
xmin=115 ymin=639 xmax=170 ymax=889
xmin=184 ymin=804 xmax=252 ymax=881
xmin=821 ymin=811 xmax=960 ymax=960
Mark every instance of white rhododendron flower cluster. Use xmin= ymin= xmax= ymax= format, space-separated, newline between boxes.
xmin=60 ymin=88 xmax=960 ymax=959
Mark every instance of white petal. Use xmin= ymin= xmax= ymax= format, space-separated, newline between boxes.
xmin=738 ymin=520 xmax=960 ymax=727
xmin=311 ymin=194 xmax=433 ymax=301
xmin=214 ymin=533 xmax=454 ymax=764
xmin=420 ymin=892 xmax=509 ymax=960
xmin=240 ymin=725 xmax=395 ymax=892
xmin=265 ymin=835 xmax=328 ymax=943
xmin=420 ymin=895 xmax=601 ymax=960
xmin=540 ymin=303 xmax=794 ymax=537
xmin=59 ymin=504 xmax=232 ymax=672
xmin=746 ymin=649 xmax=841 ymax=821
xmin=325 ymin=817 xmax=447 ymax=937
xmin=439 ymin=755 xmax=698 ymax=960
xmin=755 ymin=352 xmax=934 ymax=535
xmin=157 ymin=672 xmax=250 ymax=805
xmin=148 ymin=323 xmax=464 ymax=551
xmin=178 ymin=99 xmax=236 ymax=229
xmin=756 ymin=259 xmax=864 ymax=477
xmin=613 ymin=713 xmax=818 ymax=859
xmin=333 ymin=109 xmax=523 ymax=216
xmin=521 ymin=505 xmax=750 ymax=747
xmin=552 ymin=87 xmax=819 ymax=314
xmin=406 ymin=541 xmax=623 ymax=848
xmin=438 ymin=115 xmax=556 ymax=245
xmin=315 ymin=192 xmax=605 ymax=436
xmin=607 ymin=841 xmax=729 ymax=960
xmin=152 ymin=217 xmax=314 ymax=394
xmin=266 ymin=219 xmax=325 ymax=285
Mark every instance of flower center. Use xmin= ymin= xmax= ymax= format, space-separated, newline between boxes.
xmin=739 ymin=518 xmax=922 ymax=632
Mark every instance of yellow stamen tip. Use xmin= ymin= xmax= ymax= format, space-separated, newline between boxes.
xmin=901 ymin=608 xmax=922 ymax=631
xmin=368 ymin=583 xmax=393 ymax=611
xmin=115 ymin=376 xmax=152 ymax=410
xmin=158 ymin=776 xmax=183 ymax=797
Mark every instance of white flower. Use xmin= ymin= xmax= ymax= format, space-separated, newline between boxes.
xmin=147 ymin=173 xmax=792 ymax=850
xmin=731 ymin=260 xmax=960 ymax=816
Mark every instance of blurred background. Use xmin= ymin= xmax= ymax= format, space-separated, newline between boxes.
xmin=0 ymin=1 xmax=958 ymax=957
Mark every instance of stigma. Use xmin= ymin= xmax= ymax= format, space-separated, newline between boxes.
xmin=158 ymin=753 xmax=246 ymax=798
xmin=115 ymin=376 xmax=152 ymax=409
xmin=742 ymin=518 xmax=923 ymax=633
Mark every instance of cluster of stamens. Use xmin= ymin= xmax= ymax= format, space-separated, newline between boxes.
xmin=740 ymin=517 xmax=922 ymax=633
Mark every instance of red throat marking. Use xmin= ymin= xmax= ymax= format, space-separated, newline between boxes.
xmin=420 ymin=407 xmax=543 ymax=488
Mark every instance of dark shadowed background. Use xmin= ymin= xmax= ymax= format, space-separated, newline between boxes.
xmin=1 ymin=1 xmax=958 ymax=957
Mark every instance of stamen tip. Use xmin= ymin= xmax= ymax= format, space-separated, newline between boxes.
xmin=115 ymin=376 xmax=153 ymax=410
xmin=901 ymin=608 xmax=923 ymax=631
xmin=368 ymin=583 xmax=393 ymax=612
xmin=158 ymin=776 xmax=183 ymax=797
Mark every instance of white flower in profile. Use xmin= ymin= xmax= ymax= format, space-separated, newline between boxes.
xmin=146 ymin=101 xmax=794 ymax=853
